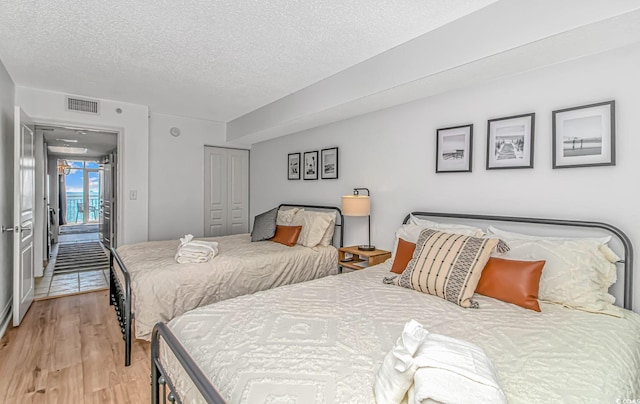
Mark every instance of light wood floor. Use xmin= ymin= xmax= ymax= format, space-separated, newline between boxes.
xmin=0 ymin=291 xmax=151 ymax=403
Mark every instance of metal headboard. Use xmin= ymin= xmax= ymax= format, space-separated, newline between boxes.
xmin=278 ymin=203 xmax=344 ymax=248
xmin=404 ymin=212 xmax=633 ymax=310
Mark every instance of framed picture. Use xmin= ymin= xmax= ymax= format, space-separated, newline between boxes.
xmin=287 ymin=152 xmax=300 ymax=180
xmin=303 ymin=151 xmax=318 ymax=180
xmin=436 ymin=124 xmax=473 ymax=173
xmin=486 ymin=113 xmax=535 ymax=170
xmin=552 ymin=100 xmax=615 ymax=169
xmin=320 ymin=147 xmax=339 ymax=179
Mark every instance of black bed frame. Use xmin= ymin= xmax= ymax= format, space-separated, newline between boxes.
xmin=148 ymin=211 xmax=634 ymax=403
xmin=109 ymin=204 xmax=344 ymax=366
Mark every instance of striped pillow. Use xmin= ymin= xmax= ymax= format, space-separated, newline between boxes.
xmin=397 ymin=229 xmax=508 ymax=308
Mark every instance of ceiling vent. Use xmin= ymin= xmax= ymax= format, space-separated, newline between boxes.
xmin=65 ymin=96 xmax=100 ymax=115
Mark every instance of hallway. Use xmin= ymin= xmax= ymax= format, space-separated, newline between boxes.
xmin=34 ymin=229 xmax=109 ymax=300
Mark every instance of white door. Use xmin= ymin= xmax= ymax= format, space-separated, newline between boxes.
xmin=13 ymin=107 xmax=35 ymax=326
xmin=204 ymin=147 xmax=249 ymax=237
xmin=227 ymin=149 xmax=249 ymax=235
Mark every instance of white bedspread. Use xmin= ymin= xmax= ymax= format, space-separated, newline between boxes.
xmin=162 ymin=261 xmax=640 ymax=404
xmin=114 ymin=233 xmax=337 ymax=340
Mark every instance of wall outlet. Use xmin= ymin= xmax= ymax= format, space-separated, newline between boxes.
xmin=129 ymin=190 xmax=137 ymax=200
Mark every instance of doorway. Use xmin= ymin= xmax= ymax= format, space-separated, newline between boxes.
xmin=59 ymin=159 xmax=101 ymax=238
xmin=34 ymin=125 xmax=118 ymax=299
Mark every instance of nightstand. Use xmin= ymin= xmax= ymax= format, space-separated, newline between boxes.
xmin=338 ymin=246 xmax=391 ymax=271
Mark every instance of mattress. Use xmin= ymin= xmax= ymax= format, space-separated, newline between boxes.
xmin=113 ymin=233 xmax=338 ymax=340
xmin=161 ymin=261 xmax=640 ymax=404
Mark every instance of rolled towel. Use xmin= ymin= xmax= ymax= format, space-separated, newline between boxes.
xmin=175 ymin=234 xmax=219 ymax=264
xmin=412 ymin=333 xmax=507 ymax=404
xmin=374 ymin=320 xmax=430 ymax=404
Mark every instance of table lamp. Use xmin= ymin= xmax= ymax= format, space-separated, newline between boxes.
xmin=341 ymin=187 xmax=375 ymax=251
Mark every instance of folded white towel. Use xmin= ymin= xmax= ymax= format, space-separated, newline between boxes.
xmin=412 ymin=333 xmax=507 ymax=404
xmin=175 ymin=234 xmax=219 ymax=264
xmin=374 ymin=320 xmax=430 ymax=404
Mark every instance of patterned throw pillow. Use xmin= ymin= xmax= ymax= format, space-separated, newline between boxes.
xmin=251 ymin=208 xmax=278 ymax=242
xmin=395 ymin=229 xmax=508 ymax=308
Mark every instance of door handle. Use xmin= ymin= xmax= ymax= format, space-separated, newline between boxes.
xmin=1 ymin=226 xmax=15 ymax=233
xmin=20 ymin=226 xmax=32 ymax=233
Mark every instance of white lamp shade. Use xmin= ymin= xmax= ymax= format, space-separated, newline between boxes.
xmin=341 ymin=195 xmax=370 ymax=216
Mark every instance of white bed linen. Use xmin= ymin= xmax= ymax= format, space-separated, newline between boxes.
xmin=114 ymin=233 xmax=337 ymax=340
xmin=161 ymin=261 xmax=640 ymax=404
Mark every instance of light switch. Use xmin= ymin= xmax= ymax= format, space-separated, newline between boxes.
xmin=129 ymin=190 xmax=137 ymax=200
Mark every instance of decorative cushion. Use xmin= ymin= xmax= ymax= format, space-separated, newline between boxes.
xmin=270 ymin=225 xmax=302 ymax=247
xmin=397 ymin=229 xmax=507 ymax=308
xmin=475 ymin=257 xmax=546 ymax=311
xmin=276 ymin=207 xmax=301 ymax=225
xmin=250 ymin=208 xmax=278 ymax=242
xmin=391 ymin=238 xmax=416 ymax=274
xmin=488 ymin=226 xmax=621 ymax=317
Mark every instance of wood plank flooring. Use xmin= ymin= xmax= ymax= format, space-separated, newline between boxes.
xmin=0 ymin=291 xmax=150 ymax=403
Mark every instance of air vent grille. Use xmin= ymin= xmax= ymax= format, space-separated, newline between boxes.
xmin=66 ymin=96 xmax=100 ymax=114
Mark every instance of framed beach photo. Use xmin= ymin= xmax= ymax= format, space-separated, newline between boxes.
xmin=436 ymin=124 xmax=473 ymax=173
xmin=320 ymin=147 xmax=339 ymax=179
xmin=552 ymin=101 xmax=615 ymax=169
xmin=287 ymin=152 xmax=300 ymax=180
xmin=303 ymin=150 xmax=318 ymax=180
xmin=487 ymin=113 xmax=535 ymax=170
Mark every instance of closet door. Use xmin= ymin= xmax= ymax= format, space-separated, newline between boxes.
xmin=204 ymin=147 xmax=249 ymax=237
xmin=227 ymin=148 xmax=249 ymax=235
xmin=204 ymin=147 xmax=228 ymax=237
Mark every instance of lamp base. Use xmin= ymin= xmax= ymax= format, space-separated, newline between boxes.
xmin=357 ymin=245 xmax=376 ymax=251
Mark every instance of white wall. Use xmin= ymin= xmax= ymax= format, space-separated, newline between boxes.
xmin=251 ymin=43 xmax=640 ymax=312
xmin=15 ymin=86 xmax=150 ymax=245
xmin=148 ymin=113 xmax=249 ymax=240
xmin=0 ymin=59 xmax=15 ymax=337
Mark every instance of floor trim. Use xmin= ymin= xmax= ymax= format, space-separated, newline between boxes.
xmin=0 ymin=298 xmax=12 ymax=340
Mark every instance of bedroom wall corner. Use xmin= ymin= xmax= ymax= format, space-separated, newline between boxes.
xmin=148 ymin=113 xmax=250 ymax=241
xmin=0 ymin=57 xmax=15 ymax=338
xmin=250 ymin=43 xmax=640 ymax=313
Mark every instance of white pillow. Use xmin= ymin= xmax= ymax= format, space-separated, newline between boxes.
xmin=317 ymin=211 xmax=337 ymax=246
xmin=294 ymin=211 xmax=332 ymax=248
xmin=391 ymin=218 xmax=485 ymax=259
xmin=488 ymin=226 xmax=621 ymax=316
xmin=276 ymin=207 xmax=301 ymax=225
xmin=409 ymin=214 xmax=485 ymax=237
xmin=487 ymin=225 xmax=611 ymax=244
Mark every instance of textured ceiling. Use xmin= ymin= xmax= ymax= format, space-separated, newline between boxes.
xmin=0 ymin=0 xmax=496 ymax=122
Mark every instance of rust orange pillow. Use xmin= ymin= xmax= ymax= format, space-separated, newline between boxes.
xmin=271 ymin=225 xmax=302 ymax=247
xmin=391 ymin=238 xmax=416 ymax=274
xmin=476 ymin=257 xmax=546 ymax=311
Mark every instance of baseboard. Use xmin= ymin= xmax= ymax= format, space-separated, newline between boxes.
xmin=0 ymin=299 xmax=11 ymax=340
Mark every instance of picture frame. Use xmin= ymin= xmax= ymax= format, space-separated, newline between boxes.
xmin=486 ymin=113 xmax=535 ymax=170
xmin=287 ymin=152 xmax=300 ymax=180
xmin=552 ymin=100 xmax=615 ymax=169
xmin=435 ymin=124 xmax=473 ymax=173
xmin=320 ymin=147 xmax=339 ymax=179
xmin=303 ymin=150 xmax=319 ymax=180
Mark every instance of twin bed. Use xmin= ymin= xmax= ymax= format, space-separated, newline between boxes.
xmin=147 ymin=211 xmax=640 ymax=403
xmin=109 ymin=204 xmax=343 ymax=366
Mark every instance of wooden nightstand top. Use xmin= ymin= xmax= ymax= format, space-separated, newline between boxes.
xmin=339 ymin=246 xmax=391 ymax=257
xmin=338 ymin=246 xmax=391 ymax=271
